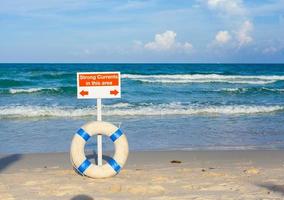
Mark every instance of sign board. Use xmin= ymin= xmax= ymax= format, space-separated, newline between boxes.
xmin=77 ymin=72 xmax=121 ymax=99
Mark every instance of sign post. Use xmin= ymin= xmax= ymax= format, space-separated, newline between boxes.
xmin=77 ymin=72 xmax=121 ymax=166
xmin=97 ymin=98 xmax=102 ymax=166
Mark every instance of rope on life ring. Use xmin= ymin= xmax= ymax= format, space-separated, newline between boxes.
xmin=70 ymin=121 xmax=129 ymax=178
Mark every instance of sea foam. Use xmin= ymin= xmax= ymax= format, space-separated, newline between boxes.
xmin=1 ymin=103 xmax=283 ymax=119
xmin=122 ymin=74 xmax=284 ymax=84
xmin=9 ymin=88 xmax=59 ymax=94
xmin=218 ymin=87 xmax=284 ymax=93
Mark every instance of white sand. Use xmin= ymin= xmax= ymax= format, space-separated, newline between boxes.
xmin=0 ymin=150 xmax=284 ymax=200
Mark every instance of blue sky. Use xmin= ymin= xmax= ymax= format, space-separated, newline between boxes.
xmin=0 ymin=0 xmax=283 ymax=63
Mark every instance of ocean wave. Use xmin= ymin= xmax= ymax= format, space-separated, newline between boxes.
xmin=9 ymin=88 xmax=60 ymax=94
xmin=0 ymin=86 xmax=76 ymax=95
xmin=218 ymin=87 xmax=284 ymax=93
xmin=0 ymin=103 xmax=283 ymax=119
xmin=122 ymin=74 xmax=284 ymax=84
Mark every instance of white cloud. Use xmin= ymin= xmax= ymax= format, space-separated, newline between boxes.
xmin=144 ymin=30 xmax=193 ymax=52
xmin=145 ymin=31 xmax=176 ymax=50
xmin=215 ymin=30 xmax=231 ymax=44
xmin=211 ymin=21 xmax=253 ymax=48
xmin=184 ymin=42 xmax=193 ymax=51
xmin=236 ymin=20 xmax=253 ymax=46
xmin=204 ymin=0 xmax=254 ymax=48
xmin=206 ymin=0 xmax=246 ymax=16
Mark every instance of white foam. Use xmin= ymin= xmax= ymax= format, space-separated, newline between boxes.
xmin=0 ymin=103 xmax=283 ymax=119
xmin=122 ymin=74 xmax=284 ymax=84
xmin=104 ymin=102 xmax=132 ymax=108
xmin=220 ymin=88 xmax=243 ymax=92
xmin=9 ymin=88 xmax=59 ymax=94
xmin=219 ymin=87 xmax=284 ymax=93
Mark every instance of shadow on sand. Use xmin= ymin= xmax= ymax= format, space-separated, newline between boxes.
xmin=85 ymin=151 xmax=112 ymax=165
xmin=257 ymin=183 xmax=284 ymax=196
xmin=70 ymin=194 xmax=94 ymax=200
xmin=0 ymin=154 xmax=22 ymax=172
xmin=72 ymin=151 xmax=112 ymax=175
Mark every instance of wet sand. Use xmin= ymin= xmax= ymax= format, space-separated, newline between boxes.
xmin=1 ymin=150 xmax=284 ymax=200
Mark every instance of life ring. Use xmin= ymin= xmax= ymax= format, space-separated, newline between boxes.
xmin=70 ymin=121 xmax=129 ymax=178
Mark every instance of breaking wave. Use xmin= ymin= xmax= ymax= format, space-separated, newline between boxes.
xmin=1 ymin=103 xmax=283 ymax=119
xmin=0 ymin=87 xmax=76 ymax=95
xmin=218 ymin=87 xmax=284 ymax=93
xmin=122 ymin=74 xmax=284 ymax=85
xmin=9 ymin=88 xmax=59 ymax=94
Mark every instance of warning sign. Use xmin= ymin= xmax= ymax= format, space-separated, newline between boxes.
xmin=77 ymin=72 xmax=121 ymax=99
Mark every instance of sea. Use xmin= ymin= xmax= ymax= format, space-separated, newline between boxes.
xmin=0 ymin=63 xmax=284 ymax=153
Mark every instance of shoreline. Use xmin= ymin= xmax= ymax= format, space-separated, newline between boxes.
xmin=1 ymin=149 xmax=284 ymax=172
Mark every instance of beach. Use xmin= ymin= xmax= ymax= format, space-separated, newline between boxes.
xmin=0 ymin=64 xmax=284 ymax=199
xmin=1 ymin=0 xmax=284 ymax=198
xmin=1 ymin=150 xmax=284 ymax=200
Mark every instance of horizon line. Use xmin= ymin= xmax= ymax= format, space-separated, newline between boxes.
xmin=0 ymin=62 xmax=283 ymax=65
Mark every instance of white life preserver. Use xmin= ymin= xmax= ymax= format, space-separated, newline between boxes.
xmin=70 ymin=121 xmax=129 ymax=178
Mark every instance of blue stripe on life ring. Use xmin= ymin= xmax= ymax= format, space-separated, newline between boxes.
xmin=109 ymin=129 xmax=123 ymax=142
xmin=76 ymin=128 xmax=91 ymax=141
xmin=77 ymin=159 xmax=91 ymax=174
xmin=107 ymin=158 xmax=121 ymax=173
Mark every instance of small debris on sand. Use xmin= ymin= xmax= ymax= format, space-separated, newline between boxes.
xmin=243 ymin=167 xmax=260 ymax=175
xmin=170 ymin=160 xmax=182 ymax=164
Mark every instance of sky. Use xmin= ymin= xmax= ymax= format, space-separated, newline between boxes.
xmin=0 ymin=0 xmax=283 ymax=63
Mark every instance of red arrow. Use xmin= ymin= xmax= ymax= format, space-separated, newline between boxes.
xmin=110 ymin=89 xmax=119 ymax=96
xmin=80 ymin=90 xmax=89 ymax=96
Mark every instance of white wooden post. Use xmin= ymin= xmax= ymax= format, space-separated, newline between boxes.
xmin=97 ymin=98 xmax=102 ymax=166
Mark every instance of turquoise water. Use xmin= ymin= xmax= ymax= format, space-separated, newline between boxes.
xmin=0 ymin=63 xmax=284 ymax=153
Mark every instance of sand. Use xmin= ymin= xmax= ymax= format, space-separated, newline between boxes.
xmin=1 ymin=150 xmax=284 ymax=200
